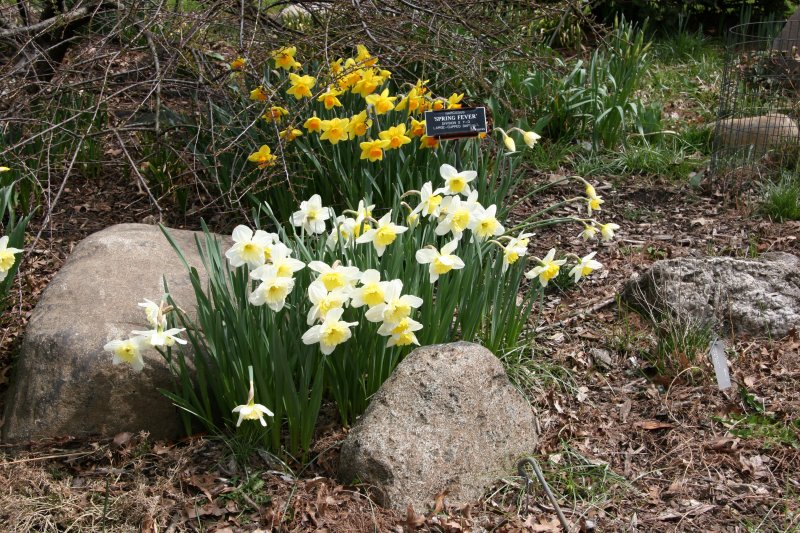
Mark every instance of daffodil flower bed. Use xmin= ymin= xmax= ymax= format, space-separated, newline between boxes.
xmin=104 ymin=44 xmax=623 ymax=460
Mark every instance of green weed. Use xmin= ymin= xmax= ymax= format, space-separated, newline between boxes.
xmin=762 ymin=172 xmax=800 ymax=221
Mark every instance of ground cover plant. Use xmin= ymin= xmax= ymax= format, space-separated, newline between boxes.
xmin=2 ymin=1 xmax=800 ymax=531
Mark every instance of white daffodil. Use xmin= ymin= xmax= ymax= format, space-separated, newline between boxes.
xmin=365 ymin=279 xmax=423 ymax=324
xmin=525 ymin=248 xmax=567 ymax=287
xmin=301 ymin=307 xmax=358 ymax=355
xmin=0 ymin=235 xmax=23 ymax=281
xmin=326 ymin=216 xmax=358 ymax=250
xmin=104 ymin=336 xmax=148 ymax=372
xmin=131 ymin=327 xmax=188 ymax=347
xmin=501 ymin=232 xmax=532 ymax=272
xmin=232 ymin=400 xmax=274 ymax=427
xmin=522 ymin=130 xmax=541 ymax=148
xmin=225 ymin=225 xmax=273 ymax=269
xmin=471 ymin=204 xmax=504 ymax=241
xmin=435 ymin=192 xmax=479 ymax=239
xmin=378 ymin=317 xmax=423 ymax=347
xmin=291 ymin=194 xmax=331 ymax=235
xmin=355 ymin=211 xmax=408 ymax=257
xmin=308 ymin=261 xmax=360 ymax=292
xmin=600 ymin=222 xmax=620 ymax=241
xmin=580 ymin=224 xmax=598 ymax=240
xmin=438 ymin=164 xmax=477 ymax=196
xmin=252 ymin=242 xmax=304 ymax=278
xmin=415 ymin=240 xmax=466 ymax=283
xmin=350 ymin=269 xmax=389 ymax=308
xmin=306 ymin=281 xmax=349 ymax=325
xmin=249 ymin=265 xmax=296 ymax=311
xmin=569 ymin=252 xmax=603 ymax=283
xmin=232 ymin=368 xmax=274 ymax=427
xmin=354 ymin=199 xmax=374 ymax=224
xmin=411 ymin=181 xmax=444 ymax=219
xmin=138 ymin=298 xmax=166 ymax=329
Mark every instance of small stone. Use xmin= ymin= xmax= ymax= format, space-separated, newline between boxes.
xmin=590 ymin=347 xmax=613 ymax=368
xmin=338 ymin=341 xmax=538 ymax=514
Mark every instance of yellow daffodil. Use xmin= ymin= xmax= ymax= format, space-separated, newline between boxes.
xmin=356 ymin=211 xmax=408 ymax=256
xmin=569 ymin=252 xmax=603 ymax=283
xmin=352 ymin=69 xmax=383 ymax=97
xmin=525 ymin=248 xmax=567 ymax=287
xmin=320 ymin=117 xmax=350 ymax=144
xmin=494 ymin=128 xmax=516 ymax=152
xmin=409 ymin=118 xmax=426 ymax=137
xmin=230 ymin=57 xmax=246 ymax=70
xmin=338 ymin=63 xmax=362 ymax=90
xmin=304 ymin=114 xmax=323 ymax=133
xmin=301 ymin=307 xmax=358 ymax=355
xmin=432 ymin=99 xmax=446 ymax=111
xmin=330 ymin=57 xmax=344 ymax=75
xmin=286 ymin=73 xmax=316 ymax=99
xmin=447 ymin=93 xmax=464 ymax=109
xmin=415 ymin=239 xmax=465 ymax=283
xmin=317 ymin=87 xmax=343 ymax=109
xmin=378 ymin=124 xmax=411 ymax=150
xmin=347 ymin=110 xmax=372 ymax=137
xmin=355 ymin=44 xmax=378 ymax=67
xmin=585 ymin=183 xmax=604 ymax=215
xmin=420 ymin=135 xmax=439 ymax=149
xmin=249 ymin=86 xmax=268 ymax=102
xmin=365 ymin=88 xmax=396 ymax=114
xmin=523 ymin=130 xmax=541 ymax=147
xmin=279 ymin=127 xmax=303 ymax=142
xmin=262 ymin=106 xmax=289 ymax=123
xmin=359 ymin=139 xmax=391 ymax=162
xmin=104 ymin=337 xmax=147 ymax=372
xmin=271 ymin=46 xmax=300 ymax=70
xmin=248 ymin=145 xmax=277 ymax=169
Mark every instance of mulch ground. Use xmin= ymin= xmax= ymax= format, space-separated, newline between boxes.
xmin=1 ymin=161 xmax=799 ymax=532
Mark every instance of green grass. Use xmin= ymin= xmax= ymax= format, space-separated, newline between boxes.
xmin=714 ymin=386 xmax=800 ymax=449
xmin=762 ymin=172 xmax=800 ymax=221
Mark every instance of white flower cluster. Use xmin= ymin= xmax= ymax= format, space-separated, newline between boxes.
xmin=224 ymin=221 xmax=424 ymax=355
xmin=103 ymin=298 xmax=187 ymax=372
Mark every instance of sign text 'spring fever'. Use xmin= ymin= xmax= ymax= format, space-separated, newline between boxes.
xmin=424 ymin=107 xmax=488 ymax=140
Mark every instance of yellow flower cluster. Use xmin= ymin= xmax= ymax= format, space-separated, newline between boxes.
xmin=241 ymin=44 xmax=478 ymax=169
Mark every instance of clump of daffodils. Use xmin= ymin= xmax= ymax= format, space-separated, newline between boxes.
xmin=104 ymin=296 xmax=187 ymax=372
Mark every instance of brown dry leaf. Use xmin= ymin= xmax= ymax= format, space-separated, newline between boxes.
xmin=403 ymin=505 xmax=425 ymax=531
xmin=112 ymin=432 xmax=133 ymax=448
xmin=432 ymin=490 xmax=448 ymax=514
xmin=634 ymin=420 xmax=674 ymax=430
xmin=523 ymin=515 xmax=562 ymax=532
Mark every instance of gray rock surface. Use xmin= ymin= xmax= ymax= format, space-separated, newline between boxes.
xmin=773 ymin=7 xmax=800 ymax=53
xmin=339 ymin=342 xmax=538 ymax=513
xmin=621 ymin=252 xmax=800 ymax=338
xmin=2 ymin=223 xmax=220 ymax=443
xmin=711 ymin=114 xmax=800 ymax=154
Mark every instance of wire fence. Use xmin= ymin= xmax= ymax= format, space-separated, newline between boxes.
xmin=712 ymin=18 xmax=800 ymax=180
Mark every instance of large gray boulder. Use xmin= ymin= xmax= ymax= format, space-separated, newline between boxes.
xmin=339 ymin=342 xmax=538 ymax=514
xmin=2 ymin=223 xmax=220 ymax=443
xmin=621 ymin=252 xmax=800 ymax=338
